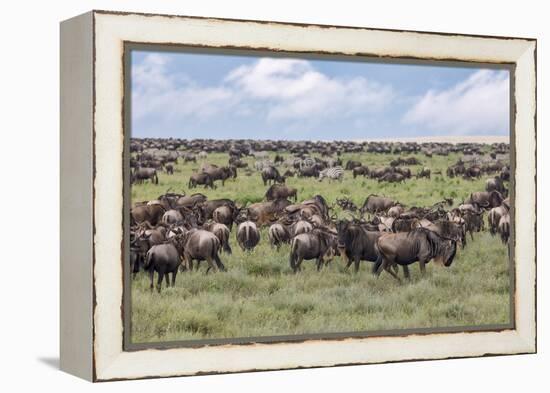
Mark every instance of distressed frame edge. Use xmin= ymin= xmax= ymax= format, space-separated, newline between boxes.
xmin=90 ymin=11 xmax=537 ymax=381
xmin=59 ymin=11 xmax=95 ymax=381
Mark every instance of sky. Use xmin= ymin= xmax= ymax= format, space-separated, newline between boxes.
xmin=131 ymin=49 xmax=510 ymax=140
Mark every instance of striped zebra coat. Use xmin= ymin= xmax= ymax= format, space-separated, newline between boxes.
xmin=318 ymin=166 xmax=344 ymax=182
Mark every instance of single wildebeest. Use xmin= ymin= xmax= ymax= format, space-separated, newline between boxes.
xmin=291 ymin=219 xmax=313 ymax=236
xmin=176 ymin=192 xmax=207 ymax=208
xmin=265 ymin=184 xmax=297 ymax=201
xmin=488 ymin=205 xmax=509 ymax=235
xmin=486 ymin=176 xmax=507 ymax=196
xmin=387 ymin=204 xmax=405 ymax=218
xmin=144 ymin=239 xmax=183 ymax=292
xmin=180 ymin=229 xmax=226 ymax=272
xmin=416 ymin=167 xmax=431 ymax=179
xmin=352 ymin=166 xmax=369 ymax=178
xmin=161 ymin=209 xmax=183 ymax=225
xmin=188 ymin=172 xmax=215 ymax=189
xmin=463 ymin=166 xmax=482 ymax=179
xmin=360 ymin=195 xmax=397 ymax=214
xmin=289 ymin=228 xmax=338 ymax=272
xmin=165 ymin=164 xmax=174 ymax=175
xmin=212 ymin=205 xmax=236 ymax=231
xmin=375 ymin=228 xmax=457 ymax=281
xmin=236 ymin=221 xmax=261 ymax=251
xmin=345 ymin=160 xmax=362 ymax=170
xmin=131 ymin=203 xmax=166 ymax=226
xmin=394 ymin=167 xmax=412 ymax=179
xmin=336 ymin=220 xmax=384 ymax=273
xmin=261 ymin=166 xmax=285 ymax=186
xmin=268 ymin=223 xmax=291 ymax=250
xmin=298 ymin=166 xmax=319 ymax=178
xmin=378 ymin=172 xmax=405 ymax=183
xmin=465 ymin=190 xmax=504 ymax=209
xmin=462 ymin=210 xmax=484 ymax=240
xmin=498 ymin=213 xmax=511 ymax=244
xmin=203 ymin=222 xmax=232 ymax=254
xmin=132 ymin=167 xmax=159 ymax=184
xmin=203 ymin=166 xmax=235 ymax=186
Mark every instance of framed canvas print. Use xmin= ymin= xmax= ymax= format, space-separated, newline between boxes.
xmin=60 ymin=10 xmax=537 ymax=382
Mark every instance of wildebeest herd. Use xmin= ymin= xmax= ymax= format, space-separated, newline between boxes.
xmin=130 ymin=138 xmax=511 ymax=293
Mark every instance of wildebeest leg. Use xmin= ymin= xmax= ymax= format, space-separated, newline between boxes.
xmin=149 ymin=270 xmax=155 ymax=291
xmin=384 ymin=264 xmax=402 ymax=282
xmin=402 ymin=265 xmax=410 ymax=280
xmin=419 ymin=260 xmax=427 ymax=275
xmin=214 ymin=253 xmax=226 ymax=272
xmin=171 ymin=270 xmax=177 ymax=287
xmin=156 ymin=268 xmax=165 ymax=293
xmin=345 ymin=257 xmax=353 ymax=271
xmin=205 ymin=257 xmax=217 ymax=273
xmin=353 ymin=256 xmax=360 ymax=273
xmin=316 ymin=258 xmax=323 ymax=271
xmin=164 ymin=273 xmax=170 ymax=287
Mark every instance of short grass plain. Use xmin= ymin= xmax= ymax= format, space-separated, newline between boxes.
xmin=130 ymin=149 xmax=511 ymax=343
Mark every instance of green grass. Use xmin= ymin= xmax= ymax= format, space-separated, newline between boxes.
xmin=130 ymin=149 xmax=511 ymax=343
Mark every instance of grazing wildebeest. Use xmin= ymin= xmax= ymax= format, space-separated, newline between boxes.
xmin=131 ymin=203 xmax=166 ymax=226
xmin=416 ymin=167 xmax=431 ymax=179
xmin=144 ymin=239 xmax=183 ymax=292
xmin=345 ymin=160 xmax=362 ymax=170
xmin=189 ymin=172 xmax=215 ymax=189
xmin=336 ymin=220 xmax=384 ymax=273
xmin=465 ymin=191 xmax=504 ymax=209
xmin=212 ymin=205 xmax=236 ymax=231
xmin=180 ymin=229 xmax=226 ymax=272
xmin=176 ymin=192 xmax=207 ymax=208
xmin=298 ymin=166 xmax=319 ymax=178
xmin=133 ymin=167 xmax=159 ymax=184
xmin=488 ymin=205 xmax=509 ymax=235
xmin=261 ymin=166 xmax=285 ymax=186
xmin=498 ymin=213 xmax=510 ymax=244
xmin=352 ymin=166 xmax=369 ymax=178
xmin=204 ymin=222 xmax=232 ymax=254
xmin=203 ymin=166 xmax=235 ymax=186
xmin=268 ymin=223 xmax=291 ymax=250
xmin=486 ymin=176 xmax=507 ymax=196
xmin=246 ymin=199 xmax=292 ymax=226
xmin=360 ymin=195 xmax=397 ymax=214
xmin=161 ymin=209 xmax=183 ymax=225
xmin=375 ymin=228 xmax=457 ymax=281
xmin=236 ymin=221 xmax=261 ymax=251
xmin=289 ymin=228 xmax=338 ymax=272
xmin=463 ymin=166 xmax=482 ymax=179
xmin=378 ymin=172 xmax=405 ymax=183
xmin=387 ymin=204 xmax=405 ymax=218
xmin=265 ymin=184 xmax=297 ymax=201
xmin=165 ymin=164 xmax=174 ymax=175
xmin=291 ymin=220 xmax=313 ymax=236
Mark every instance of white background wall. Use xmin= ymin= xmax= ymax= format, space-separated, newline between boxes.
xmin=0 ymin=0 xmax=546 ymax=391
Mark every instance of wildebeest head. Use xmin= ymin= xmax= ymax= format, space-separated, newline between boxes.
xmin=423 ymin=229 xmax=457 ymax=267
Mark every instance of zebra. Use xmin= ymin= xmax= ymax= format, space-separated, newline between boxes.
xmin=318 ymin=166 xmax=344 ymax=182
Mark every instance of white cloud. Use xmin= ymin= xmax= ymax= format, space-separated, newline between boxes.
xmin=225 ymin=58 xmax=394 ymax=121
xmin=132 ymin=54 xmax=239 ymax=122
xmin=402 ymin=70 xmax=509 ymax=135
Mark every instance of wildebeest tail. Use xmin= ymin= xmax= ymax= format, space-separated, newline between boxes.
xmin=144 ymin=249 xmax=153 ymax=270
xmin=211 ymin=238 xmax=226 ymax=271
xmin=154 ymin=172 xmax=159 ymax=185
xmin=289 ymin=238 xmax=298 ymax=270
